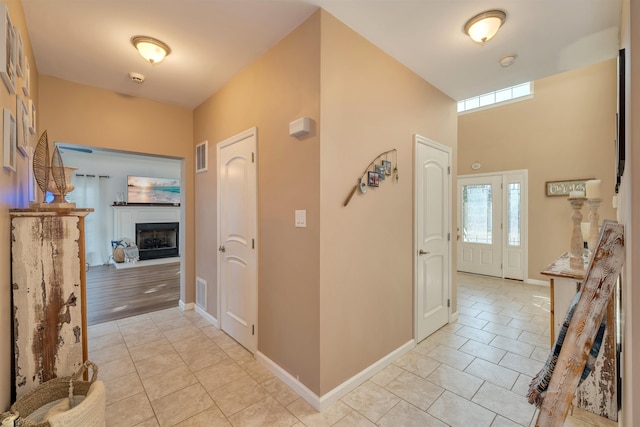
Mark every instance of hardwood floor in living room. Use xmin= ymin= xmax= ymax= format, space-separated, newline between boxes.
xmin=86 ymin=262 xmax=180 ymax=326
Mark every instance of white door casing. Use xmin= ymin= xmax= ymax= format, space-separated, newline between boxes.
xmin=217 ymin=128 xmax=257 ymax=353
xmin=415 ymin=135 xmax=451 ymax=342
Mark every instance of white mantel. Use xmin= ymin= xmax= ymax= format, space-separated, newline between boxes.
xmin=112 ymin=205 xmax=180 ymax=240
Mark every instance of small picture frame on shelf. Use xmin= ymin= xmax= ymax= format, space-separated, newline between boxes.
xmin=382 ymin=160 xmax=392 ymax=176
xmin=3 ymin=108 xmax=16 ymax=172
xmin=367 ymin=171 xmax=379 ymax=187
xmin=0 ymin=4 xmax=15 ymax=94
xmin=17 ymin=95 xmax=28 ymax=156
xmin=375 ymin=165 xmax=385 ymax=180
xmin=28 ymin=99 xmax=36 ymax=134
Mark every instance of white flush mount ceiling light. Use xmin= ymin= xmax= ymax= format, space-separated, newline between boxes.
xmin=464 ymin=10 xmax=506 ymax=44
xmin=131 ymin=36 xmax=171 ymax=64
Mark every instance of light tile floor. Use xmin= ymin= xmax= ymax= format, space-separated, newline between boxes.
xmin=89 ymin=273 xmax=617 ymax=427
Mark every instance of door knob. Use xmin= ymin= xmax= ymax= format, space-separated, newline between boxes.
xmin=219 ymin=245 xmax=226 ymax=253
xmin=418 ymin=249 xmax=430 ymax=256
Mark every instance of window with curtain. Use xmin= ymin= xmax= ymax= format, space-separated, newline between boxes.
xmin=67 ymin=174 xmax=111 ymax=266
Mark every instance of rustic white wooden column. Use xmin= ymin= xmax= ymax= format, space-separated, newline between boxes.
xmin=10 ymin=208 xmax=92 ymax=398
xmin=536 ymin=221 xmax=624 ymax=426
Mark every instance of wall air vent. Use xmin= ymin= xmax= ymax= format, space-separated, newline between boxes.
xmin=196 ymin=141 xmax=208 ymax=173
xmin=196 ymin=277 xmax=207 ymax=310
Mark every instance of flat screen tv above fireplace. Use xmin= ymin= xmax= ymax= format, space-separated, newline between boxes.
xmin=127 ymin=176 xmax=180 ymax=204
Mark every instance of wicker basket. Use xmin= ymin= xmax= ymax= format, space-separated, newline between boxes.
xmin=112 ymin=247 xmax=125 ymax=263
xmin=1 ymin=361 xmax=104 ymax=427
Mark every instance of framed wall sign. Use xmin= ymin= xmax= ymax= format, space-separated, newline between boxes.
xmin=545 ymin=178 xmax=594 ymax=197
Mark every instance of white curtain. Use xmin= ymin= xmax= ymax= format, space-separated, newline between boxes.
xmin=68 ymin=174 xmax=111 ymax=266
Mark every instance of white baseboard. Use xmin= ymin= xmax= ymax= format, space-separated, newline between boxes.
xmin=195 ymin=305 xmax=218 ymax=328
xmin=179 ymin=300 xmax=195 ymax=311
xmin=526 ymin=278 xmax=549 ymax=287
xmin=450 ymin=311 xmax=459 ymax=322
xmin=257 ymin=339 xmax=415 ymax=412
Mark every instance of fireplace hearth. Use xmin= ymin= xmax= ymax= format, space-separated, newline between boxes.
xmin=136 ymin=222 xmax=179 ymax=260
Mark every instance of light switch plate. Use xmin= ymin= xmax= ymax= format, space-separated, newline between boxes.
xmin=295 ymin=210 xmax=306 ymax=228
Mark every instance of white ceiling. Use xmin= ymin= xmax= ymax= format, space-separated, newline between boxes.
xmin=22 ymin=0 xmax=622 ymax=109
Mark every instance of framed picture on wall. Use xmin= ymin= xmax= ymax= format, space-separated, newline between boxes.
xmin=17 ymin=95 xmax=28 ymax=156
xmin=28 ymin=99 xmax=36 ymax=134
xmin=3 ymin=108 xmax=16 ymax=172
xmin=382 ymin=160 xmax=392 ymax=176
xmin=0 ymin=4 xmax=16 ymax=94
xmin=368 ymin=171 xmax=379 ymax=187
xmin=375 ymin=165 xmax=385 ymax=180
xmin=15 ymin=27 xmax=22 ymax=77
xmin=22 ymin=56 xmax=29 ymax=96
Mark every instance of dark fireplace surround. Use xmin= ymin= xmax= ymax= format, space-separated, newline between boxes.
xmin=135 ymin=222 xmax=179 ymax=260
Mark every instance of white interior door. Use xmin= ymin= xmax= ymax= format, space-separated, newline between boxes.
xmin=457 ymin=171 xmax=527 ymax=280
xmin=217 ymin=128 xmax=257 ymax=353
xmin=457 ymin=176 xmax=503 ymax=277
xmin=415 ymin=135 xmax=451 ymax=342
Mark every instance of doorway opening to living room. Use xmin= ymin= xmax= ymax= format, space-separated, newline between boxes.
xmin=58 ymin=144 xmax=184 ymax=325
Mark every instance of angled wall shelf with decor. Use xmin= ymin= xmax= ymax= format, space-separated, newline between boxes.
xmin=343 ymin=148 xmax=398 ymax=206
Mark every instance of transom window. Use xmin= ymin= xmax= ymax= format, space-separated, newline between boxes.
xmin=457 ymin=82 xmax=533 ymax=113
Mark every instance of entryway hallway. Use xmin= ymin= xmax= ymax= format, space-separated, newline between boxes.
xmin=88 ymin=273 xmax=614 ymax=426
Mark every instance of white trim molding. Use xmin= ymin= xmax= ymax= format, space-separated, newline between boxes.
xmin=526 ymin=278 xmax=549 ymax=287
xmin=195 ymin=305 xmax=219 ymax=328
xmin=257 ymin=340 xmax=415 ymax=412
xmin=179 ymin=300 xmax=195 ymax=311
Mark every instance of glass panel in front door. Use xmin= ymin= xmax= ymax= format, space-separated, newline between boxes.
xmin=507 ymin=182 xmax=521 ymax=247
xmin=462 ymin=184 xmax=492 ymax=244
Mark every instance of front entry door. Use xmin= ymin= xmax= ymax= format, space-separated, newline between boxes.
xmin=217 ymin=128 xmax=257 ymax=353
xmin=457 ymin=171 xmax=527 ymax=280
xmin=415 ymin=135 xmax=451 ymax=342
xmin=457 ymin=175 xmax=503 ymax=277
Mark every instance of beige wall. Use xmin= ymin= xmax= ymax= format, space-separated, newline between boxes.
xmin=1 ymin=0 xmax=39 ymax=410
xmin=38 ymin=76 xmax=195 ymax=303
xmin=193 ymin=11 xmax=322 ymax=393
xmin=318 ymin=11 xmax=457 ymax=394
xmin=193 ymin=10 xmax=457 ymax=397
xmin=458 ymin=60 xmax=617 ymax=282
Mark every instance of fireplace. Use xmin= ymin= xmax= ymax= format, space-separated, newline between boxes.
xmin=135 ymin=222 xmax=179 ymax=260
